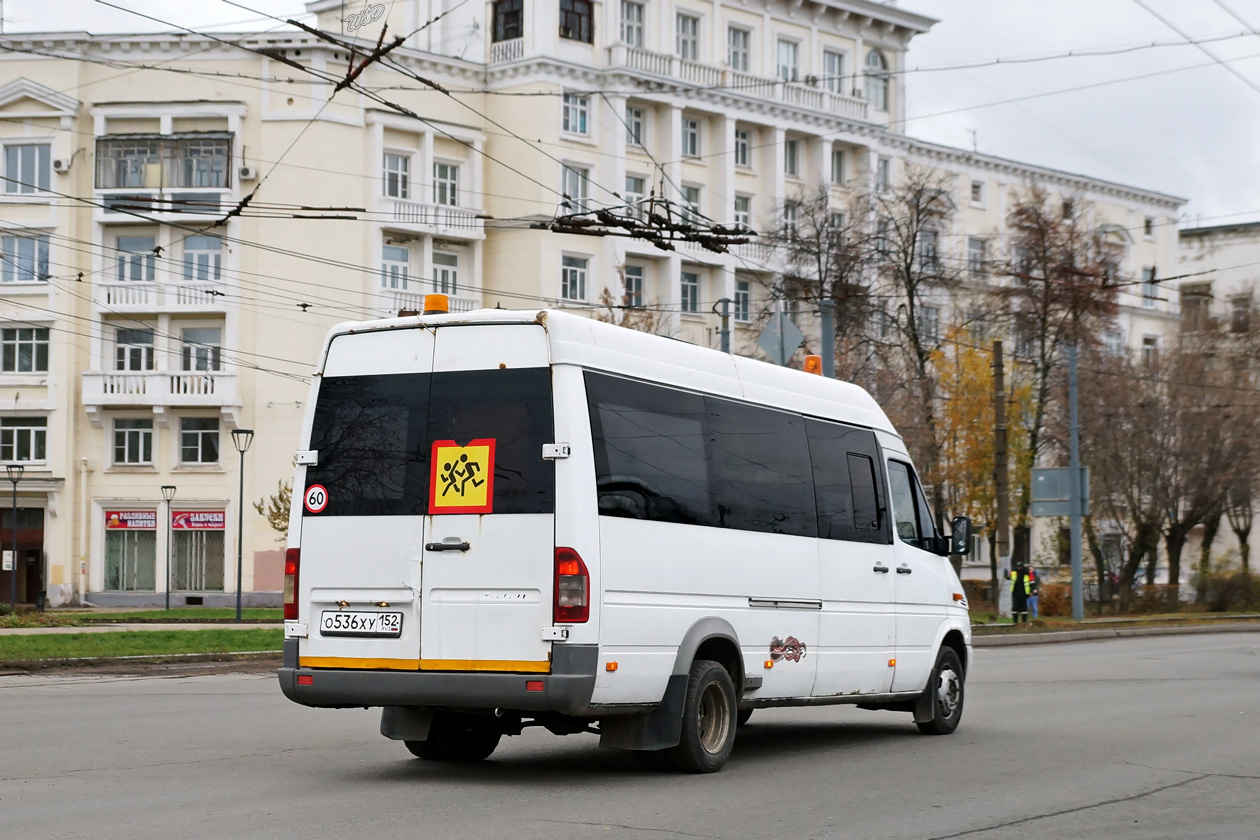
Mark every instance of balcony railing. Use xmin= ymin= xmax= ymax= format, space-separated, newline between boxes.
xmin=82 ymin=371 xmax=239 ymax=408
xmin=387 ymin=200 xmax=482 ymax=236
xmin=95 ymin=279 xmax=227 ymax=312
xmin=490 ymin=38 xmax=523 ymax=63
xmin=390 ymin=289 xmax=480 ymax=315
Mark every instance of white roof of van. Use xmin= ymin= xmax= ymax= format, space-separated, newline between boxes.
xmin=324 ymin=308 xmax=898 ymax=436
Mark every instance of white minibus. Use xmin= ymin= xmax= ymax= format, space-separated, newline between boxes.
xmin=278 ymin=306 xmax=973 ymax=773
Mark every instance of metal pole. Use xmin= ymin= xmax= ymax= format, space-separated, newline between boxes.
xmin=1067 ymin=343 xmax=1084 ymax=621
xmin=717 ymin=297 xmax=731 ymax=354
xmin=164 ymin=498 xmax=171 ymax=611
xmin=819 ymin=300 xmax=835 ymax=378
xmin=778 ymin=303 xmax=786 ymax=367
xmin=236 ymin=448 xmax=245 ymax=622
xmin=993 ymin=340 xmax=1010 ymax=618
xmin=9 ymin=479 xmax=16 ymax=611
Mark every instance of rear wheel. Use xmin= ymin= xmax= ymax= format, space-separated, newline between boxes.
xmin=403 ymin=736 xmax=445 ymax=760
xmin=667 ymin=659 xmax=737 ymax=773
xmin=916 ymin=647 xmax=965 ymax=736
xmin=406 ymin=712 xmax=501 ymax=761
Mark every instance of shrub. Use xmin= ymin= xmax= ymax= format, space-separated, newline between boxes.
xmin=1128 ymin=584 xmax=1181 ymax=615
xmin=1038 ymin=584 xmax=1071 ymax=617
xmin=1200 ymin=570 xmax=1260 ymax=612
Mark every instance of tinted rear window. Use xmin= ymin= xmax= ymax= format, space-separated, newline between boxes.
xmin=304 ymin=368 xmax=554 ymax=517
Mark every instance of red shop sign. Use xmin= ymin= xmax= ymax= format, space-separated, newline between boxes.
xmin=171 ymin=511 xmax=226 ymax=530
xmin=105 ymin=511 xmax=157 ymax=530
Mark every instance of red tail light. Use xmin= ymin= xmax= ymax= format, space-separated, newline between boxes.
xmin=554 ymin=547 xmax=589 ymax=623
xmin=283 ymin=547 xmax=300 ymax=621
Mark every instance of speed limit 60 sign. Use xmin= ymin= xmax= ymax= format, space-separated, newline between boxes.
xmin=304 ymin=484 xmax=329 ymax=514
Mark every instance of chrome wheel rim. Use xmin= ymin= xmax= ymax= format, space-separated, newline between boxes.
xmin=937 ymin=667 xmax=962 ymax=718
xmin=697 ymin=682 xmax=731 ymax=755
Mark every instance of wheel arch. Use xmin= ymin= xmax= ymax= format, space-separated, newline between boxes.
xmin=672 ymin=617 xmax=744 ymax=690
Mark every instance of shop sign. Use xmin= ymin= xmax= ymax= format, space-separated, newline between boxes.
xmin=171 ymin=511 xmax=226 ymax=530
xmin=105 ymin=510 xmax=157 ymax=530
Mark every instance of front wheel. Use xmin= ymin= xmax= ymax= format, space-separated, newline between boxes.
xmin=916 ymin=647 xmax=965 ymax=735
xmin=667 ymin=659 xmax=737 ymax=773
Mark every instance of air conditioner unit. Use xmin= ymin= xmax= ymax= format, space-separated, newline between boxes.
xmin=239 ymin=165 xmax=258 ymax=181
xmin=51 ymin=158 xmax=71 ymax=173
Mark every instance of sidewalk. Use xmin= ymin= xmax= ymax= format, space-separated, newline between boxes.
xmin=973 ymin=622 xmax=1260 ymax=647
xmin=0 ymin=623 xmax=282 ymax=636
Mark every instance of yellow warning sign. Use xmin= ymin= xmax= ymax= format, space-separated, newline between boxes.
xmin=429 ymin=439 xmax=496 ymax=514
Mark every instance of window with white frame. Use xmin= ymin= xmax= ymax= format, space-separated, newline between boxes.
xmin=783 ymin=201 xmax=798 ymax=239
xmin=558 ymin=0 xmax=593 ymax=42
xmin=381 ymin=244 xmax=409 ymax=290
xmin=680 ymin=270 xmax=699 ymax=313
xmin=623 ymin=264 xmax=644 ymax=307
xmin=180 ymin=417 xmax=220 ymax=464
xmin=433 ymin=252 xmax=459 ymax=295
xmin=383 ymin=152 xmax=410 ymax=199
xmin=562 ymin=92 xmax=590 ymax=135
xmin=875 ymin=157 xmax=891 ymax=193
xmin=433 ymin=162 xmax=459 ymax=206
xmin=3 ymin=144 xmax=50 ymax=194
xmin=492 ymin=0 xmax=523 ymax=41
xmin=1144 ymin=215 xmax=1156 ymax=238
xmin=1141 ymin=334 xmax=1159 ymax=367
xmin=727 ymin=27 xmax=750 ymax=71
xmin=115 ymin=328 xmax=155 ymax=372
xmin=115 ymin=235 xmax=156 ymax=282
xmin=828 ymin=212 xmax=844 ymax=232
xmin=823 ymin=51 xmax=845 ymax=94
xmin=182 ymin=235 xmax=222 ymax=281
xmin=676 ymin=13 xmax=699 ymax=60
xmin=181 ymin=327 xmax=221 ymax=371
xmin=562 ymin=164 xmax=589 ymax=212
xmin=734 ymin=129 xmax=750 ymax=168
xmin=875 ymin=217 xmax=890 ymax=257
xmin=776 ymin=39 xmax=799 ymax=82
xmin=919 ymin=306 xmax=940 ymax=343
xmin=620 ymin=0 xmax=644 ymax=47
xmin=865 ymin=50 xmax=890 ymax=111
xmin=682 ymin=185 xmax=701 ymax=223
xmin=733 ymin=195 xmax=751 ymax=228
xmin=1 ymin=234 xmax=49 ymax=283
xmin=967 ymin=237 xmax=986 ymax=277
xmin=1 ymin=327 xmax=49 ymax=373
xmin=1141 ymin=267 xmax=1158 ymax=308
xmin=625 ymin=175 xmax=645 ymax=218
xmin=784 ymin=139 xmax=799 ymax=176
xmin=561 ymin=255 xmax=588 ymax=301
xmin=830 ymin=147 xmax=844 ymax=184
xmin=682 ymin=118 xmax=701 ymax=157
xmin=970 ymin=179 xmax=984 ymax=205
xmin=113 ymin=418 xmax=153 ymax=465
xmin=918 ymin=229 xmax=940 ymax=271
xmin=625 ymin=106 xmax=645 ymax=146
xmin=734 ymin=279 xmax=751 ymax=322
xmin=0 ymin=417 xmax=46 ymax=463
xmin=1104 ymin=330 xmax=1124 ymax=356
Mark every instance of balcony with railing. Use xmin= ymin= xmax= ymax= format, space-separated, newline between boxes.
xmin=82 ymin=370 xmax=239 ymax=410
xmin=490 ymin=38 xmax=523 ymax=63
xmin=94 ymin=278 xmax=228 ymax=313
xmin=384 ymin=199 xmax=484 ymax=239
xmin=388 ymin=288 xmax=480 ymax=315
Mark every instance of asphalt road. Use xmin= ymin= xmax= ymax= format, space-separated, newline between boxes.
xmin=2 ymin=633 xmax=1258 ymax=840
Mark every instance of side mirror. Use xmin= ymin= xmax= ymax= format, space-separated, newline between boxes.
xmin=949 ymin=516 xmax=972 ymax=557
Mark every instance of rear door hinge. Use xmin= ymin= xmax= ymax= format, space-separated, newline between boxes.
xmin=542 ymin=443 xmax=571 ymax=460
xmin=284 ymin=621 xmax=309 ymax=639
xmin=541 ymin=625 xmax=570 ymax=641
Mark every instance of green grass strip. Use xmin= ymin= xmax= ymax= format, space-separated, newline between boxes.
xmin=82 ymin=608 xmax=283 ymax=623
xmin=0 ymin=629 xmax=283 ymax=662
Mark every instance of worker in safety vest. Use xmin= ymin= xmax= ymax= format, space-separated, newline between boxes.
xmin=1010 ymin=561 xmax=1032 ymax=624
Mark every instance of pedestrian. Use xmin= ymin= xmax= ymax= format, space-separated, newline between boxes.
xmin=1027 ymin=567 xmax=1040 ymax=619
xmin=1010 ymin=561 xmax=1031 ymax=624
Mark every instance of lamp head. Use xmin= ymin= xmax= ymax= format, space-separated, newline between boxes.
xmin=5 ymin=464 xmax=24 ymax=483
xmin=161 ymin=485 xmax=177 ymax=502
xmin=231 ymin=428 xmax=255 ymax=454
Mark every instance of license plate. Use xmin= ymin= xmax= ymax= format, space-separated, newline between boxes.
xmin=319 ymin=610 xmax=403 ymax=638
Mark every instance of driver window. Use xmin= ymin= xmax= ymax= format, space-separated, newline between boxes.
xmin=887 ymin=461 xmax=921 ymax=548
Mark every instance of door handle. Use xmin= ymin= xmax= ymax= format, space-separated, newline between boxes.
xmin=896 ymin=566 xmax=913 ymax=575
xmin=872 ymin=564 xmax=890 ymax=573
xmin=425 ymin=540 xmax=471 ymax=552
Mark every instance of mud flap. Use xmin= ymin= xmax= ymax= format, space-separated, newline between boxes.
xmin=380 ymin=706 xmax=434 ymax=741
xmin=913 ymin=686 xmax=935 ymax=724
xmin=598 ymin=674 xmax=688 ymax=751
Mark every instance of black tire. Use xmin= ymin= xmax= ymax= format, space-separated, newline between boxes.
xmin=736 ymin=709 xmax=753 ymax=727
xmin=666 ymin=659 xmax=737 ymax=773
xmin=916 ymin=647 xmax=965 ymax=736
xmin=432 ymin=713 xmax=502 ymax=761
xmin=403 ymin=736 xmax=445 ymax=760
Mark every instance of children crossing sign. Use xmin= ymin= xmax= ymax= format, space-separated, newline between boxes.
xmin=429 ymin=439 xmax=496 ymax=514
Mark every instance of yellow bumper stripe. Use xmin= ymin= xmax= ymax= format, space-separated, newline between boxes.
xmin=298 ymin=656 xmax=551 ymax=674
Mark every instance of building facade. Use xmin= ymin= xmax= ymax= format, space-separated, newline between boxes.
xmin=0 ymin=0 xmax=1184 ymax=606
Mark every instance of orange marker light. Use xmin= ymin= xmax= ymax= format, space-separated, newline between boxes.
xmin=764 ymin=660 xmax=774 ymax=669
xmin=953 ymin=592 xmax=966 ymax=601
xmin=423 ymin=293 xmax=449 ymax=314
xmin=804 ymin=354 xmax=823 ymax=375
xmin=606 ymin=662 xmax=618 ymax=672
xmin=888 ymin=659 xmax=896 ymax=668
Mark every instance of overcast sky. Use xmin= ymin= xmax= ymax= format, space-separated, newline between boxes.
xmin=4 ymin=0 xmax=1258 ymax=226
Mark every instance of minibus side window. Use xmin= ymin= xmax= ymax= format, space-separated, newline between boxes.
xmin=887 ymin=461 xmax=922 ymax=548
xmin=806 ymin=419 xmax=888 ymax=544
xmin=706 ymin=397 xmax=816 ymax=537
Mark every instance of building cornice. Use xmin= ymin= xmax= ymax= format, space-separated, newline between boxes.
xmin=0 ymin=76 xmax=80 ymax=115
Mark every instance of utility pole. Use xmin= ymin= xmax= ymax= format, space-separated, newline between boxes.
xmin=819 ymin=300 xmax=835 ymax=378
xmin=715 ymin=297 xmax=731 ymax=354
xmin=1067 ymin=343 xmax=1084 ymax=621
xmin=993 ymin=340 xmax=1010 ymax=617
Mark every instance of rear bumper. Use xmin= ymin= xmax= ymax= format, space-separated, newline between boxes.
xmin=277 ymin=640 xmax=598 ymax=716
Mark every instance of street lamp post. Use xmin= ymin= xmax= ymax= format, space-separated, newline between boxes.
xmin=5 ymin=464 xmax=22 ymax=612
xmin=161 ymin=485 xmax=176 ymax=611
xmin=231 ymin=429 xmax=254 ymax=623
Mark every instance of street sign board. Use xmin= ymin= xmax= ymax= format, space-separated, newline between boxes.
xmin=756 ymin=310 xmax=805 ymax=366
xmin=2 ymin=550 xmax=12 ymax=571
xmin=1031 ymin=466 xmax=1090 ymax=517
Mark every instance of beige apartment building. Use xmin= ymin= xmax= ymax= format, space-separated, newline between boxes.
xmin=0 ymin=0 xmax=1183 ymax=606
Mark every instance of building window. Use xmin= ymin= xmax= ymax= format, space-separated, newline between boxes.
xmin=784 ymin=139 xmax=800 ymax=176
xmin=383 ymin=153 xmax=410 ymax=199
xmin=182 ymin=235 xmax=222 ymax=281
xmin=875 ymin=157 xmax=890 ymax=193
xmin=734 ymin=129 xmax=750 ymax=168
xmin=682 ymin=185 xmax=701 ymax=223
xmin=115 ymin=236 xmax=156 ymax=282
xmin=115 ymin=328 xmax=155 ymax=372
xmin=562 ymin=92 xmax=590 ymax=135
xmin=180 ymin=417 xmax=220 ymax=464
xmin=626 ymin=106 xmax=645 ymax=146
xmin=433 ymin=162 xmax=459 ymax=206
xmin=918 ymin=230 xmax=939 ymax=271
xmin=830 ymin=147 xmax=844 ymax=184
xmin=734 ymin=279 xmax=751 ymax=322
xmin=776 ymin=39 xmax=799 ymax=82
xmin=492 ymin=0 xmax=523 ymax=41
xmin=114 ymin=418 xmax=154 ymax=465
xmin=95 ymin=134 xmax=230 ymax=189
xmin=1141 ymin=267 xmax=1157 ymax=308
xmin=623 ymin=264 xmax=643 ymax=307
xmin=562 ymin=164 xmax=589 ymax=212
xmin=1103 ymin=330 xmax=1124 ymax=356
xmin=1062 ymin=199 xmax=1075 ymax=219
xmin=1141 ymin=335 xmax=1159 ymax=367
xmin=783 ymin=201 xmax=798 ymax=239
xmin=967 ymin=237 xmax=986 ymax=277
xmin=104 ymin=525 xmax=156 ymax=591
xmin=1180 ymin=285 xmax=1211 ymax=332
xmin=1231 ymin=295 xmax=1252 ymax=333
xmin=970 ymin=180 xmax=984 ymax=205
xmin=728 ymin=27 xmax=750 ymax=71
xmin=381 ymin=244 xmax=409 ymax=290
xmin=823 ymin=51 xmax=845 ymax=94
xmin=676 ymin=13 xmax=699 ymax=60
xmin=181 ymin=328 xmax=222 ymax=371
xmin=620 ymin=0 xmax=644 ymax=47
xmin=1 ymin=327 xmax=49 ymax=373
xmin=733 ymin=195 xmax=751 ymax=227
xmin=828 ymin=212 xmax=844 ymax=232
xmin=865 ymin=50 xmax=889 ymax=111
xmin=172 ymin=525 xmax=226 ymax=591
xmin=1144 ymin=215 xmax=1156 ymax=238
xmin=682 ymin=118 xmax=701 ymax=157
xmin=433 ymin=252 xmax=459 ymax=295
xmin=3 ymin=144 xmax=50 ymax=194
xmin=875 ymin=218 xmax=890 ymax=257
xmin=1 ymin=234 xmax=49 ymax=283
xmin=625 ymin=175 xmax=645 ymax=217
xmin=0 ymin=417 xmax=46 ymax=463
xmin=919 ymin=306 xmax=940 ymax=343
xmin=681 ymin=270 xmax=699 ymax=313
xmin=559 ymin=0 xmax=593 ymax=42
xmin=561 ymin=255 xmax=588 ymax=301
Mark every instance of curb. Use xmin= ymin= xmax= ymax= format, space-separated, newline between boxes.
xmin=0 ymin=650 xmax=282 ymax=672
xmin=973 ymin=623 xmax=1260 ymax=647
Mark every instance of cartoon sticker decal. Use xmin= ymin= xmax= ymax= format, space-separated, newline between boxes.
xmin=428 ymin=439 xmax=497 ymax=514
xmin=769 ymin=636 xmax=807 ymax=663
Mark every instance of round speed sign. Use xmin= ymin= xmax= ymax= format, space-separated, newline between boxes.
xmin=304 ymin=484 xmax=329 ymax=514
